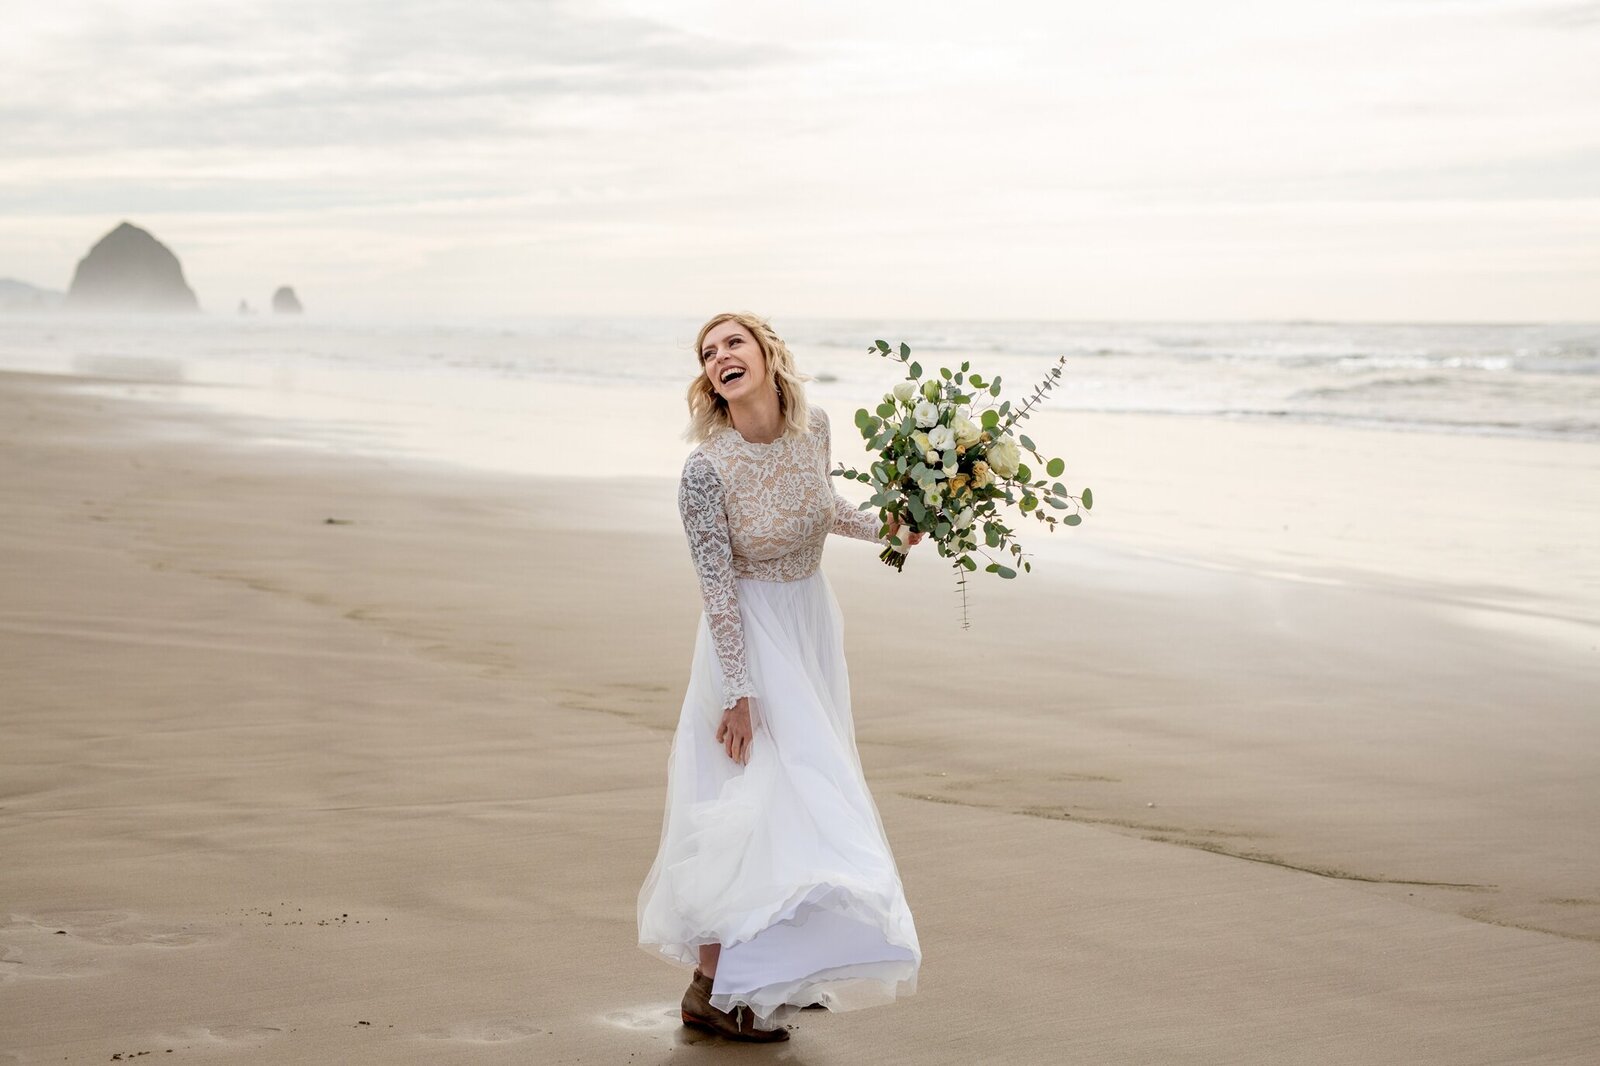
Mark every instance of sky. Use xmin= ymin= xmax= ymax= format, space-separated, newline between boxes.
xmin=1 ymin=0 xmax=1596 ymax=321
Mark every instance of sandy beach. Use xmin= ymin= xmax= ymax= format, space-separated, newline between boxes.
xmin=2 ymin=367 xmax=1598 ymax=1065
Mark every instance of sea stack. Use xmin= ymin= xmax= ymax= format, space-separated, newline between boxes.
xmin=65 ymin=222 xmax=199 ymax=312
xmin=272 ymin=286 xmax=303 ymax=315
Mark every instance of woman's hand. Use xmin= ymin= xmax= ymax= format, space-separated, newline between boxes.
xmin=885 ymin=515 xmax=925 ymax=547
xmin=717 ymin=698 xmax=754 ymax=764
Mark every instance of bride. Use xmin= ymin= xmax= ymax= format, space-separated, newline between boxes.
xmin=637 ymin=312 xmax=925 ymax=1041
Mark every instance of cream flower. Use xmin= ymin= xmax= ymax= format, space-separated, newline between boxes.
xmin=892 ymin=380 xmax=919 ymax=405
xmin=986 ymin=436 xmax=1021 ymax=478
xmin=911 ymin=430 xmax=932 ymax=454
xmin=951 ymin=413 xmax=981 ymax=448
xmin=970 ymin=460 xmax=994 ymax=489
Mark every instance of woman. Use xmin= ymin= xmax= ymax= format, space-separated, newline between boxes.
xmin=637 ymin=312 xmax=925 ymax=1042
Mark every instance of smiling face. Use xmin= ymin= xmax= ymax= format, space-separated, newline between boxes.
xmin=699 ymin=319 xmax=767 ymax=402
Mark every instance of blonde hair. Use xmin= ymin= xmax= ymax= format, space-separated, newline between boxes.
xmin=684 ymin=311 xmax=811 ymax=444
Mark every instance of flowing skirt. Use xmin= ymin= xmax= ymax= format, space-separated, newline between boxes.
xmin=636 ymin=568 xmax=920 ymax=1031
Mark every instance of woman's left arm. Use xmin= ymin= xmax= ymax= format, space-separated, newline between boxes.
xmin=818 ymin=407 xmax=903 ymax=545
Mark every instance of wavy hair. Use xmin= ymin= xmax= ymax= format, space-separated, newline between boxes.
xmin=684 ymin=311 xmax=811 ymax=444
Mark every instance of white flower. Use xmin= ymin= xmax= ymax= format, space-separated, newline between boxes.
xmin=911 ymin=430 xmax=932 ymax=454
xmin=924 ymin=449 xmax=940 ymax=466
xmin=892 ymin=380 xmax=919 ymax=405
xmin=953 ymin=506 xmax=975 ymax=530
xmin=913 ymin=400 xmax=939 ymax=428
xmin=927 ymin=424 xmax=956 ymax=452
xmin=987 ymin=435 xmax=1022 ymax=478
xmin=951 ymin=413 xmax=981 ymax=448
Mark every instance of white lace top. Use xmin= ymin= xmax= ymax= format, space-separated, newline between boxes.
xmin=678 ymin=405 xmax=889 ymax=712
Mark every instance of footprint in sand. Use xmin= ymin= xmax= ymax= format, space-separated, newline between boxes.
xmin=206 ymin=1025 xmax=285 ymax=1042
xmin=0 ymin=910 xmax=215 ymax=982
xmin=11 ymin=909 xmax=212 ymax=947
xmin=152 ymin=1024 xmax=285 ymax=1048
xmin=417 ymin=1019 xmax=546 ymax=1043
xmin=600 ymin=1004 xmax=682 ymax=1033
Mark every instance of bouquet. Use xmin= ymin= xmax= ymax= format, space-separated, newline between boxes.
xmin=829 ymin=340 xmax=1093 ymax=628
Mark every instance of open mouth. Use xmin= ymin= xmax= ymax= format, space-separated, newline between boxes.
xmin=719 ymin=368 xmax=746 ymax=386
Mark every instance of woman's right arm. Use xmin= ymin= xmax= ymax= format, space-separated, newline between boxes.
xmin=678 ymin=453 xmax=758 ymax=715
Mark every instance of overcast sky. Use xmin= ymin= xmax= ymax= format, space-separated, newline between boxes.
xmin=1 ymin=0 xmax=1596 ymax=320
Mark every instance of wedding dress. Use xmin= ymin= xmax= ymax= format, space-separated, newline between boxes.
xmin=637 ymin=404 xmax=921 ymax=1032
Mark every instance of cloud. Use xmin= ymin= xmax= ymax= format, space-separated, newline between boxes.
xmin=0 ymin=0 xmax=791 ymax=155
xmin=0 ymin=0 xmax=1596 ymax=319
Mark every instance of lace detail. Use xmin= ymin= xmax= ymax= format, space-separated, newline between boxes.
xmin=678 ymin=453 xmax=759 ymax=713
xmin=678 ymin=407 xmax=888 ymax=711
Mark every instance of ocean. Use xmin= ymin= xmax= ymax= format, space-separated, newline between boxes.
xmin=2 ymin=315 xmax=1596 ymax=479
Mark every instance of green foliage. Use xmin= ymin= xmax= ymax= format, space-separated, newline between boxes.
xmin=851 ymin=341 xmax=1090 ymax=628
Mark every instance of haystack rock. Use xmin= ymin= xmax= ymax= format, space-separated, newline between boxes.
xmin=65 ymin=222 xmax=198 ymax=312
xmin=272 ymin=286 xmax=303 ymax=315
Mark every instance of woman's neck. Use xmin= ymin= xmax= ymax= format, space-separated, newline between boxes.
xmin=727 ymin=392 xmax=783 ymax=444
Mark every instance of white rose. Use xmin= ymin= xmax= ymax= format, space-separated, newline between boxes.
xmin=911 ymin=430 xmax=932 ymax=454
xmin=951 ymin=413 xmax=981 ymax=448
xmin=892 ymin=380 xmax=918 ymax=405
xmin=987 ymin=435 xmax=1022 ymax=478
xmin=913 ymin=400 xmax=939 ymax=428
xmin=927 ymin=424 xmax=956 ymax=452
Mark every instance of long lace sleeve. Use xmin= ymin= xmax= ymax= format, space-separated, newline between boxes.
xmin=678 ymin=452 xmax=758 ymax=713
xmin=817 ymin=407 xmax=889 ymax=544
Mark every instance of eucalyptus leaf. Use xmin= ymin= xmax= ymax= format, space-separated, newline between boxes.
xmin=1046 ymin=457 xmax=1065 ymax=477
xmin=1082 ymin=487 xmax=1094 ymax=509
xmin=876 ymin=339 xmax=890 ymax=352
xmin=910 ymin=361 xmax=922 ymax=378
xmin=1064 ymin=513 xmax=1082 ymax=525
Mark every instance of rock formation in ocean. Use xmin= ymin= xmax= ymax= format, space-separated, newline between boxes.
xmin=271 ymin=286 xmax=304 ymax=315
xmin=0 ymin=278 xmax=65 ymax=311
xmin=65 ymin=221 xmax=199 ymax=312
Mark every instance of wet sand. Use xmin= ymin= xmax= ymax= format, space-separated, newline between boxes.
xmin=2 ymin=369 xmax=1597 ymax=1064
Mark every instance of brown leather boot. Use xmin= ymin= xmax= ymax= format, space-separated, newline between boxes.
xmin=681 ymin=969 xmax=790 ymax=1042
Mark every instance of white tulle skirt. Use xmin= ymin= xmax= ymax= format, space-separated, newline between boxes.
xmin=637 ymin=568 xmax=920 ymax=1031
